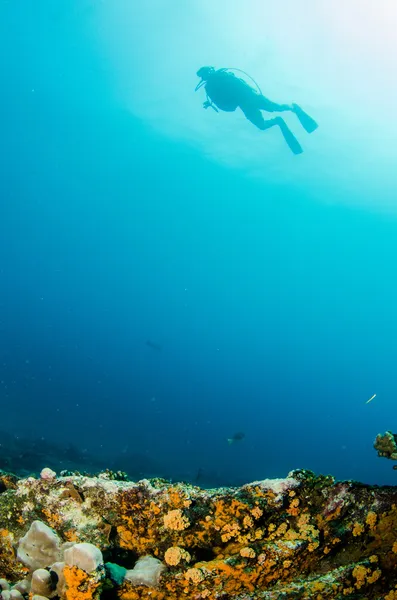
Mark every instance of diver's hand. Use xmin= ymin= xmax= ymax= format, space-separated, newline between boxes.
xmin=202 ymin=100 xmax=219 ymax=112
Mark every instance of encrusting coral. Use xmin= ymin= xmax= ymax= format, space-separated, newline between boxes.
xmin=375 ymin=431 xmax=397 ymax=465
xmin=1 ymin=462 xmax=397 ymax=599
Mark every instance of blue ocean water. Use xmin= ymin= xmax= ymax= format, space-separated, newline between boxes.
xmin=1 ymin=0 xmax=397 ymax=486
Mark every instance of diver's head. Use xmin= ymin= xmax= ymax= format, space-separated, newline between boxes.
xmin=196 ymin=66 xmax=215 ymax=81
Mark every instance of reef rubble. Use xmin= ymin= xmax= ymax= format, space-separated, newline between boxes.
xmin=1 ymin=464 xmax=397 ymax=599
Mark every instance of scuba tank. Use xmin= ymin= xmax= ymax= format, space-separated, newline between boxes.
xmin=195 ymin=67 xmax=262 ymax=112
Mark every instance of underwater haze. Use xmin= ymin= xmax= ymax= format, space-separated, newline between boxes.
xmin=1 ymin=0 xmax=397 ymax=486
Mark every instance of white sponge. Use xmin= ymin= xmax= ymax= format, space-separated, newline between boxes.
xmin=64 ymin=543 xmax=103 ymax=573
xmin=12 ymin=579 xmax=31 ymax=595
xmin=49 ymin=562 xmax=66 ymax=597
xmin=31 ymin=568 xmax=55 ymax=598
xmin=125 ymin=556 xmax=165 ymax=588
xmin=17 ymin=521 xmax=61 ymax=571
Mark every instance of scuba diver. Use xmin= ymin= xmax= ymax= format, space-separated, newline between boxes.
xmin=195 ymin=66 xmax=318 ymax=155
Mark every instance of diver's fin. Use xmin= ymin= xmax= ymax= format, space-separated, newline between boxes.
xmin=278 ymin=120 xmax=304 ymax=155
xmin=292 ymin=104 xmax=318 ymax=134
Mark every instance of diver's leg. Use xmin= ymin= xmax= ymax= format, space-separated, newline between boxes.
xmin=242 ymin=109 xmax=303 ymax=155
xmin=256 ymin=95 xmax=293 ymax=113
xmin=256 ymin=96 xmax=318 ymax=133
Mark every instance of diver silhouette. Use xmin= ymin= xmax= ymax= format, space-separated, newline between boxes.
xmin=195 ymin=66 xmax=318 ymax=155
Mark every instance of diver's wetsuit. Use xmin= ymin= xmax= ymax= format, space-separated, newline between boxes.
xmin=204 ymin=69 xmax=290 ymax=119
xmin=200 ymin=69 xmax=317 ymax=155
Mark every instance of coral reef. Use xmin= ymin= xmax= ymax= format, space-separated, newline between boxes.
xmin=1 ymin=468 xmax=397 ymax=599
xmin=375 ymin=431 xmax=397 ymax=467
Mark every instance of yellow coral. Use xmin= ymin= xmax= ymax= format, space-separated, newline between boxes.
xmin=308 ymin=541 xmax=319 ymax=552
xmin=220 ymin=522 xmax=240 ymax=543
xmin=257 ymin=553 xmax=267 ymax=564
xmin=185 ymin=568 xmax=205 ymax=584
xmin=64 ymin=566 xmax=99 ymax=600
xmin=367 ymin=568 xmax=381 ymax=584
xmin=297 ymin=513 xmax=310 ymax=527
xmin=352 ymin=522 xmax=364 ymax=537
xmin=117 ymin=526 xmax=135 ymax=550
xmin=240 ymin=547 xmax=256 ymax=559
xmin=243 ymin=515 xmax=254 ymax=529
xmin=343 ymin=587 xmax=354 ymax=595
xmin=251 ymin=506 xmax=263 ymax=519
xmin=42 ymin=507 xmax=63 ymax=528
xmin=277 ymin=523 xmax=288 ymax=535
xmin=150 ymin=502 xmax=161 ymax=515
xmin=64 ymin=529 xmax=79 ymax=542
xmin=369 ymin=554 xmax=378 ymax=563
xmin=163 ymin=509 xmax=190 ymax=531
xmin=164 ymin=546 xmax=191 ymax=566
xmin=351 ymin=564 xmax=380 ymax=589
xmin=167 ymin=487 xmax=189 ymax=509
xmin=366 ymin=511 xmax=377 ymax=529
xmin=287 ymin=497 xmax=301 ymax=516
xmin=312 ymin=582 xmax=325 ymax=592
xmin=352 ymin=564 xmax=368 ymax=589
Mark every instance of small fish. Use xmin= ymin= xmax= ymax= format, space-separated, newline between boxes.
xmin=227 ymin=432 xmax=245 ymax=445
xmin=366 ymin=394 xmax=376 ymax=404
